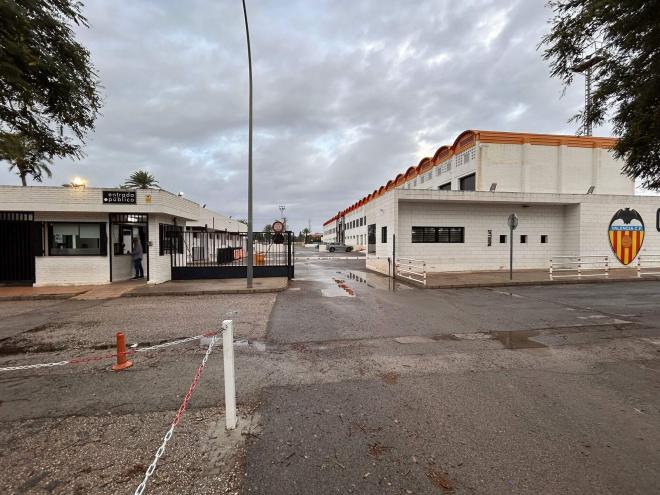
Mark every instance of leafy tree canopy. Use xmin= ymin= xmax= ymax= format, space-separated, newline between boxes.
xmin=0 ymin=0 xmax=101 ymax=159
xmin=541 ymin=0 xmax=660 ymax=189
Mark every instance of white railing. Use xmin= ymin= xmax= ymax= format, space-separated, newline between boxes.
xmin=396 ymin=257 xmax=427 ymax=286
xmin=638 ymin=254 xmax=660 ymax=278
xmin=549 ymin=255 xmax=609 ymax=280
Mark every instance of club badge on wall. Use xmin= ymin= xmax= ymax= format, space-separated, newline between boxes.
xmin=608 ymin=208 xmax=645 ymax=265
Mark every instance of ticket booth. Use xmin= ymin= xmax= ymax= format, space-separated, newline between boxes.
xmin=109 ymin=213 xmax=149 ymax=281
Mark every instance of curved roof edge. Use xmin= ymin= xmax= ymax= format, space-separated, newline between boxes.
xmin=322 ymin=130 xmax=618 ymax=225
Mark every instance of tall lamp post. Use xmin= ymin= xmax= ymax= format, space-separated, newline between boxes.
xmin=570 ymin=50 xmax=603 ymax=136
xmin=242 ymin=0 xmax=254 ymax=288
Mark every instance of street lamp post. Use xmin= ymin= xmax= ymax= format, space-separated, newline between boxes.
xmin=242 ymin=0 xmax=254 ymax=288
xmin=570 ymin=50 xmax=603 ymax=136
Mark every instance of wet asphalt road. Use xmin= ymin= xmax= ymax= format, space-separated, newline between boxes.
xmin=244 ymin=250 xmax=660 ymax=495
xmin=2 ymin=249 xmax=660 ymax=494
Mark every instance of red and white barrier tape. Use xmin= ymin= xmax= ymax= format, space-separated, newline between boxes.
xmin=0 ymin=331 xmax=217 ymax=372
xmin=133 ymin=333 xmax=218 ymax=495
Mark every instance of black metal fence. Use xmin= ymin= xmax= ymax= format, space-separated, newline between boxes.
xmin=170 ymin=230 xmax=294 ymax=280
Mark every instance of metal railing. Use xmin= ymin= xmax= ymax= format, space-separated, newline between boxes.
xmin=396 ymin=257 xmax=427 ymax=286
xmin=638 ymin=254 xmax=660 ymax=278
xmin=170 ymin=230 xmax=292 ymax=268
xmin=549 ymin=255 xmax=609 ymax=280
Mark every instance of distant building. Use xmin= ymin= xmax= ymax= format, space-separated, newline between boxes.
xmin=0 ymin=185 xmax=243 ymax=286
xmin=322 ymin=130 xmax=658 ymax=274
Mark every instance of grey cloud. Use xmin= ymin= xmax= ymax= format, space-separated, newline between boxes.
xmin=0 ymin=0 xmax=610 ymax=232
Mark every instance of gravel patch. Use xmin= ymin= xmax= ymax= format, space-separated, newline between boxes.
xmin=0 ymin=406 xmax=260 ymax=495
xmin=1 ymin=294 xmax=276 ymax=355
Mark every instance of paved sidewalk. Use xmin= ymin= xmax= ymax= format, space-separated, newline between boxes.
xmin=419 ymin=267 xmax=653 ymax=288
xmin=124 ymin=277 xmax=288 ymax=297
xmin=0 ymin=285 xmax=91 ymax=301
xmin=71 ymin=279 xmax=146 ymax=300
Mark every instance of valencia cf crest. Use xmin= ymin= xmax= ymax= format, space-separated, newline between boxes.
xmin=608 ymin=208 xmax=645 ymax=265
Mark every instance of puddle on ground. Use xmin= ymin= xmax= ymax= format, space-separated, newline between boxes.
xmin=493 ymin=330 xmax=547 ymax=349
xmin=340 ymin=270 xmax=412 ymax=291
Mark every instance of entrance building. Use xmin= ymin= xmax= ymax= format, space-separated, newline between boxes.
xmin=322 ymin=130 xmax=660 ymax=275
xmin=0 ymin=186 xmax=246 ymax=286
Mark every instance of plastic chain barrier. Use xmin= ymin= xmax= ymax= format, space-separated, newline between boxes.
xmin=0 ymin=331 xmax=217 ymax=373
xmin=133 ymin=332 xmax=218 ymax=495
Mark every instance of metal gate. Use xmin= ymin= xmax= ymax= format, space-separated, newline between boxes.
xmin=170 ymin=230 xmax=294 ymax=280
xmin=0 ymin=212 xmax=42 ymax=284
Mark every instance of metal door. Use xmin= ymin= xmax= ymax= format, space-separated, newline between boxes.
xmin=0 ymin=212 xmax=41 ymax=284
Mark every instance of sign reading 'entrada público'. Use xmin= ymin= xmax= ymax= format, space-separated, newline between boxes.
xmin=103 ymin=190 xmax=137 ymax=204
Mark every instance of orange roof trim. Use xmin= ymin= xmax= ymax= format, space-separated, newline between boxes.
xmin=323 ymin=130 xmax=618 ymax=225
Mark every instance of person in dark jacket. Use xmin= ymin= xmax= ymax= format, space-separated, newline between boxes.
xmin=132 ymin=237 xmax=144 ymax=279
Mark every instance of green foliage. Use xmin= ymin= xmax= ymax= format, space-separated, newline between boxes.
xmin=0 ymin=0 xmax=101 ymax=159
xmin=124 ymin=170 xmax=159 ymax=189
xmin=0 ymin=132 xmax=52 ymax=185
xmin=540 ymin=0 xmax=660 ymax=189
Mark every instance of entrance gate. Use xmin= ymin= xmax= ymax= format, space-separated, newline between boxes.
xmin=170 ymin=230 xmax=294 ymax=280
xmin=0 ymin=212 xmax=42 ymax=284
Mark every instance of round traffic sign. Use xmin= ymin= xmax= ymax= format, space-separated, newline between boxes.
xmin=507 ymin=213 xmax=519 ymax=230
xmin=272 ymin=220 xmax=284 ymax=233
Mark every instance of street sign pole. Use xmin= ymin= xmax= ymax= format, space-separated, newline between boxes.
xmin=509 ymin=224 xmax=513 ymax=280
xmin=507 ymin=213 xmax=518 ymax=281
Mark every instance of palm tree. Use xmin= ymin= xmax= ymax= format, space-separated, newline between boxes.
xmin=0 ymin=132 xmax=53 ymax=186
xmin=124 ymin=170 xmax=159 ymax=189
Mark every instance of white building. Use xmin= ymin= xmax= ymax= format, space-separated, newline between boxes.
xmin=323 ymin=130 xmax=659 ymax=275
xmin=0 ymin=185 xmax=242 ymax=286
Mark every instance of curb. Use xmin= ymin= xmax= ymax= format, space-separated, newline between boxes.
xmin=0 ymin=292 xmax=86 ymax=302
xmin=121 ymin=287 xmax=288 ymax=298
xmin=422 ymin=276 xmax=660 ymax=290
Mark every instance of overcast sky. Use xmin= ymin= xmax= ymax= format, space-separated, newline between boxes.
xmin=0 ymin=0 xmax=617 ymax=232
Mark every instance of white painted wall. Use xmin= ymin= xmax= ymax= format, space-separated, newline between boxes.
xmin=478 ymin=143 xmax=634 ymax=195
xmin=365 ymin=190 xmax=660 ymax=275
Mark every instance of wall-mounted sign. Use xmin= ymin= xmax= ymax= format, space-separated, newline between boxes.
xmin=608 ymin=208 xmax=645 ymax=265
xmin=103 ymin=190 xmax=136 ymax=204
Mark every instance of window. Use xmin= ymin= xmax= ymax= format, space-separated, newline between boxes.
xmin=459 ymin=173 xmax=476 ymax=191
xmin=381 ymin=226 xmax=387 ymax=243
xmin=438 ymin=182 xmax=452 ymax=191
xmin=541 ymin=235 xmax=548 ymax=244
xmin=159 ymin=224 xmax=184 ymax=255
xmin=367 ymin=224 xmax=376 ymax=253
xmin=500 ymin=234 xmax=507 ymax=244
xmin=520 ymin=235 xmax=527 ymax=244
xmin=412 ymin=226 xmax=464 ymax=243
xmin=487 ymin=230 xmax=492 ymax=246
xmin=48 ymin=222 xmax=106 ymax=256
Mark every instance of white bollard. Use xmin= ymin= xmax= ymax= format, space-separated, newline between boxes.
xmin=222 ymin=319 xmax=238 ymax=430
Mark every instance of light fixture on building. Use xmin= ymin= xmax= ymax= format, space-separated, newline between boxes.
xmin=587 ymin=185 xmax=595 ymax=194
xmin=489 ymin=183 xmax=497 ymax=192
xmin=178 ymin=192 xmax=184 ymax=197
xmin=64 ymin=176 xmax=86 ymax=191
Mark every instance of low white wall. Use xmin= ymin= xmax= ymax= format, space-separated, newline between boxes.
xmin=35 ymin=257 xmax=109 ymax=286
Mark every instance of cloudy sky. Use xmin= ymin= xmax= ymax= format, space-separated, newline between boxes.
xmin=0 ymin=0 xmax=616 ymax=232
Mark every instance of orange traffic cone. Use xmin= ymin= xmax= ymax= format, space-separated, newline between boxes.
xmin=111 ymin=332 xmax=133 ymax=371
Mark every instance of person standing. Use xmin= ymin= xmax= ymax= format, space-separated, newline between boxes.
xmin=132 ymin=237 xmax=144 ymax=279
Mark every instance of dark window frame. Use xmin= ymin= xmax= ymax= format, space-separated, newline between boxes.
xmin=381 ymin=226 xmax=388 ymax=243
xmin=438 ymin=182 xmax=452 ymax=191
xmin=459 ymin=173 xmax=476 ymax=191
xmin=159 ymin=224 xmax=184 ymax=255
xmin=499 ymin=234 xmax=507 ymax=244
xmin=520 ymin=235 xmax=527 ymax=244
xmin=541 ymin=235 xmax=548 ymax=244
xmin=47 ymin=221 xmax=107 ymax=257
xmin=411 ymin=226 xmax=465 ymax=244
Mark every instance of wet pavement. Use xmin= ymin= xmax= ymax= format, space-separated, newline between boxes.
xmin=2 ymin=249 xmax=660 ymax=494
